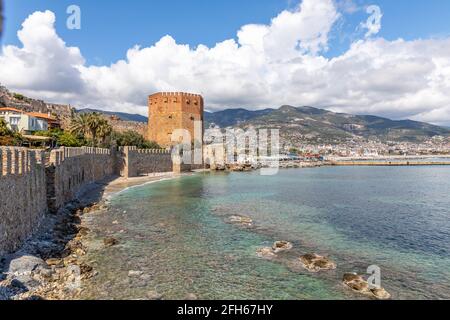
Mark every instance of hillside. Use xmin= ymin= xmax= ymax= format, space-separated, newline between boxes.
xmin=2 ymin=84 xmax=448 ymax=145
xmin=0 ymin=85 xmax=74 ymax=128
xmin=78 ymin=108 xmax=147 ymax=123
xmin=205 ymin=105 xmax=450 ymax=144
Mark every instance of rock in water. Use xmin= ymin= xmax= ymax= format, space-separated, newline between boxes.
xmin=299 ymin=253 xmax=337 ymax=272
xmin=128 ymin=270 xmax=144 ymax=277
xmin=256 ymin=247 xmax=276 ymax=259
xmin=371 ymin=287 xmax=391 ymax=300
xmin=343 ymin=273 xmax=391 ymax=300
xmin=103 ymin=237 xmax=119 ymax=247
xmin=272 ymin=241 xmax=293 ymax=253
xmin=147 ymin=290 xmax=163 ymax=300
xmin=185 ymin=293 xmax=198 ymax=300
xmin=228 ymin=215 xmax=253 ymax=227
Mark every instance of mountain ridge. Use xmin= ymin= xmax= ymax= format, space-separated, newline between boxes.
xmin=205 ymin=105 xmax=450 ymax=144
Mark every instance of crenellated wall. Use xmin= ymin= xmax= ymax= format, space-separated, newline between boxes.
xmin=0 ymin=145 xmax=196 ymax=256
xmin=0 ymin=147 xmax=47 ymax=255
xmin=118 ymin=146 xmax=173 ymax=178
xmin=46 ymin=147 xmax=115 ymax=213
xmin=148 ymin=92 xmax=204 ymax=148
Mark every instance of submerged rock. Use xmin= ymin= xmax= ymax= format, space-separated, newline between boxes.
xmin=342 ymin=273 xmax=391 ymax=300
xmin=272 ymin=241 xmax=293 ymax=253
xmin=77 ymin=226 xmax=90 ymax=237
xmin=256 ymin=247 xmax=276 ymax=259
xmin=371 ymin=287 xmax=391 ymax=300
xmin=185 ymin=293 xmax=198 ymax=300
xmin=228 ymin=215 xmax=253 ymax=227
xmin=147 ymin=290 xmax=163 ymax=300
xmin=299 ymin=253 xmax=336 ymax=272
xmin=128 ymin=270 xmax=144 ymax=277
xmin=103 ymin=237 xmax=119 ymax=247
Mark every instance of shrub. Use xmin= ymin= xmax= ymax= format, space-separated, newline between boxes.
xmin=112 ymin=130 xmax=161 ymax=149
xmin=13 ymin=93 xmax=25 ymax=101
xmin=58 ymin=132 xmax=84 ymax=147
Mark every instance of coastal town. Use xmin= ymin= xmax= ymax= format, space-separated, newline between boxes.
xmin=2 ymin=0 xmax=450 ymax=305
xmin=1 ymin=86 xmax=450 ymax=297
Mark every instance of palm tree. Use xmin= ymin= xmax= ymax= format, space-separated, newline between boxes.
xmin=69 ymin=113 xmax=91 ymax=139
xmin=86 ymin=113 xmax=102 ymax=146
xmin=70 ymin=112 xmax=113 ymax=147
xmin=97 ymin=118 xmax=113 ymax=145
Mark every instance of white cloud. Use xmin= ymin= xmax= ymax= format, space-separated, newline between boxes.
xmin=0 ymin=10 xmax=85 ymax=93
xmin=1 ymin=0 xmax=450 ymax=126
xmin=360 ymin=5 xmax=383 ymax=38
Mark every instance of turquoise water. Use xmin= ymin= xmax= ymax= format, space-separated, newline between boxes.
xmin=80 ymin=167 xmax=450 ymax=300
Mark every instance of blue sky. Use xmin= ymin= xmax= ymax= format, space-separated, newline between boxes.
xmin=1 ymin=0 xmax=450 ymax=125
xmin=4 ymin=0 xmax=450 ymax=65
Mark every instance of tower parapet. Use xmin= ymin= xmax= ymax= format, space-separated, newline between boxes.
xmin=148 ymin=92 xmax=204 ymax=148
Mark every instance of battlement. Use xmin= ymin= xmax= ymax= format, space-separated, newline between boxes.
xmin=148 ymin=92 xmax=204 ymax=147
xmin=49 ymin=147 xmax=111 ymax=166
xmin=149 ymin=92 xmax=203 ymax=99
xmin=119 ymin=146 xmax=170 ymax=155
xmin=0 ymin=147 xmax=45 ymax=177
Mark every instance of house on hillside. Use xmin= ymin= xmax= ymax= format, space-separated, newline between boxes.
xmin=27 ymin=111 xmax=61 ymax=130
xmin=0 ymin=107 xmax=60 ymax=133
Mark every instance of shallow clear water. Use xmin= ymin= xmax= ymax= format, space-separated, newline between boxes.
xmin=79 ymin=167 xmax=450 ymax=300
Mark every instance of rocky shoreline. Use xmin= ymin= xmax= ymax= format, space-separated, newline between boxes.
xmin=0 ymin=196 xmax=107 ymax=300
xmin=0 ymin=174 xmax=175 ymax=300
xmin=1 ymin=171 xmax=391 ymax=300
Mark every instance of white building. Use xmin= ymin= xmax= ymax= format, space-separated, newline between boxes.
xmin=0 ymin=107 xmax=49 ymax=133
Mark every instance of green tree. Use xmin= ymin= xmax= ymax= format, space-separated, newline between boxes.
xmin=97 ymin=118 xmax=113 ymax=145
xmin=58 ymin=132 xmax=84 ymax=147
xmin=69 ymin=113 xmax=91 ymax=140
xmin=0 ymin=118 xmax=23 ymax=146
xmin=0 ymin=117 xmax=12 ymax=136
xmin=69 ymin=112 xmax=113 ymax=147
xmin=112 ymin=130 xmax=160 ymax=149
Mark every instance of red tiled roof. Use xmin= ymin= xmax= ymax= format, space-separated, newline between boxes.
xmin=0 ymin=108 xmax=60 ymax=123
xmin=26 ymin=112 xmax=59 ymax=122
xmin=0 ymin=107 xmax=25 ymax=113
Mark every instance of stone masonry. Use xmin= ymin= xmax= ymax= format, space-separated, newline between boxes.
xmin=1 ymin=144 xmax=192 ymax=256
xmin=148 ymin=92 xmax=204 ymax=148
xmin=46 ymin=147 xmax=115 ymax=213
xmin=118 ymin=146 xmax=173 ymax=178
xmin=0 ymin=147 xmax=47 ymax=255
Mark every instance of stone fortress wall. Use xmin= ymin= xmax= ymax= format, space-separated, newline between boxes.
xmin=1 ymin=145 xmax=193 ymax=256
xmin=118 ymin=146 xmax=173 ymax=178
xmin=0 ymin=147 xmax=47 ymax=255
xmin=46 ymin=147 xmax=116 ymax=213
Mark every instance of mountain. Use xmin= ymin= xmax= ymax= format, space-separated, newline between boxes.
xmin=204 ymin=108 xmax=273 ymax=128
xmin=2 ymin=83 xmax=448 ymax=145
xmin=205 ymin=105 xmax=450 ymax=144
xmin=77 ymin=108 xmax=147 ymax=123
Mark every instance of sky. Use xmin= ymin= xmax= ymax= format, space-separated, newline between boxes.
xmin=1 ymin=0 xmax=450 ymax=126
